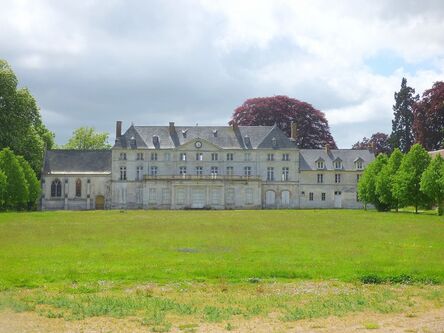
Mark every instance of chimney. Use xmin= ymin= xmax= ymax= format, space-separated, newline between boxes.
xmin=290 ymin=122 xmax=297 ymax=141
xmin=116 ymin=121 xmax=122 ymax=139
xmin=325 ymin=144 xmax=330 ymax=153
xmin=169 ymin=122 xmax=175 ymax=135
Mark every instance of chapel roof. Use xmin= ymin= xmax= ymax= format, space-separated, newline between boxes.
xmin=42 ymin=150 xmax=112 ymax=175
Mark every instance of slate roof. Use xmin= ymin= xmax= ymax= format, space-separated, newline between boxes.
xmin=113 ymin=124 xmax=297 ymax=149
xmin=299 ymin=149 xmax=374 ymax=171
xmin=42 ymin=150 xmax=112 ymax=174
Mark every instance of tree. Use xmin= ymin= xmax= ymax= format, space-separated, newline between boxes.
xmin=0 ymin=148 xmax=28 ymax=210
xmin=413 ymin=81 xmax=444 ymax=150
xmin=0 ymin=60 xmax=54 ymax=174
xmin=352 ymin=132 xmax=392 ymax=155
xmin=393 ymin=144 xmax=431 ymax=213
xmin=0 ymin=170 xmax=6 ymax=209
xmin=63 ymin=127 xmax=111 ymax=150
xmin=375 ymin=148 xmax=404 ymax=211
xmin=230 ymin=95 xmax=337 ymax=149
xmin=358 ymin=153 xmax=389 ymax=211
xmin=420 ymin=155 xmax=444 ymax=215
xmin=17 ymin=156 xmax=40 ymax=210
xmin=390 ymin=78 xmax=417 ymax=153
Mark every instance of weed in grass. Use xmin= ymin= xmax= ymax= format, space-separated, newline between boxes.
xmin=178 ymin=323 xmax=199 ymax=331
xmin=363 ymin=322 xmax=380 ymax=329
xmin=225 ymin=322 xmax=234 ymax=331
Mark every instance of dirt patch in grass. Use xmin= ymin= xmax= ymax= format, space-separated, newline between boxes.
xmin=0 ymin=308 xmax=443 ymax=333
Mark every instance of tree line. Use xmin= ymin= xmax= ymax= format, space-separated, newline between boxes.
xmin=358 ymin=144 xmax=444 ymax=215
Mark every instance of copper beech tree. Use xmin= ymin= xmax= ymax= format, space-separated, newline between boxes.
xmin=229 ymin=95 xmax=337 ymax=149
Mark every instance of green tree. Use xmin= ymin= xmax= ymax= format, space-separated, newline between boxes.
xmin=0 ymin=148 xmax=28 ymax=210
xmin=375 ymin=148 xmax=404 ymax=211
xmin=390 ymin=78 xmax=417 ymax=153
xmin=393 ymin=144 xmax=431 ymax=213
xmin=420 ymin=155 xmax=444 ymax=215
xmin=63 ymin=127 xmax=111 ymax=150
xmin=17 ymin=156 xmax=40 ymax=210
xmin=358 ymin=154 xmax=389 ymax=211
xmin=0 ymin=59 xmax=54 ymax=174
xmin=0 ymin=170 xmax=6 ymax=209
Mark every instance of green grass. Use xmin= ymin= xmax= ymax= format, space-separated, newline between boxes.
xmin=0 ymin=209 xmax=443 ymax=288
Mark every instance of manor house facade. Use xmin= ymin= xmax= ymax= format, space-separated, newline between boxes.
xmin=41 ymin=121 xmax=374 ymax=210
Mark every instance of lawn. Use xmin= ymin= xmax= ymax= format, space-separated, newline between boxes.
xmin=0 ymin=210 xmax=443 ymax=331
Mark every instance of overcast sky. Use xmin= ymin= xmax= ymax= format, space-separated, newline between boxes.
xmin=1 ymin=0 xmax=444 ymax=147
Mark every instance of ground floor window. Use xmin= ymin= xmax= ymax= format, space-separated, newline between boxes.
xmin=321 ymin=192 xmax=326 ymax=201
xmin=51 ymin=179 xmax=62 ymax=197
xmin=309 ymin=192 xmax=314 ymax=201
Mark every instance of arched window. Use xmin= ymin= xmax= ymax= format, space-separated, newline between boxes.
xmin=51 ymin=179 xmax=62 ymax=197
xmin=75 ymin=179 xmax=82 ymax=197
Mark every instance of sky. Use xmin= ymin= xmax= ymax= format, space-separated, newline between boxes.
xmin=1 ymin=0 xmax=444 ymax=148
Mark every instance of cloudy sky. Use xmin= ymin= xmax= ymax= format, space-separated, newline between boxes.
xmin=1 ymin=0 xmax=444 ymax=147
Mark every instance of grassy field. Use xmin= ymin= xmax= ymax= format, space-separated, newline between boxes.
xmin=0 ymin=210 xmax=443 ymax=331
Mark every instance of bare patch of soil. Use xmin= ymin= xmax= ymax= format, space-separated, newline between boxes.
xmin=1 ymin=308 xmax=443 ymax=333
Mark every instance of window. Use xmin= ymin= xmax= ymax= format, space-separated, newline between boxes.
xmin=51 ymin=179 xmax=62 ymax=197
xmin=267 ymin=167 xmax=274 ymax=181
xmin=321 ymin=192 xmax=326 ymax=201
xmin=317 ymin=160 xmax=324 ymax=169
xmin=120 ymin=166 xmax=127 ymax=180
xmin=226 ymin=166 xmax=234 ymax=176
xmin=150 ymin=166 xmax=158 ymax=176
xmin=226 ymin=153 xmax=234 ymax=161
xmin=245 ymin=188 xmax=253 ymax=204
xmin=196 ymin=166 xmax=203 ymax=176
xmin=162 ymin=188 xmax=170 ymax=204
xmin=196 ymin=152 xmax=203 ymax=161
xmin=136 ymin=166 xmax=143 ymax=180
xmin=211 ymin=166 xmax=218 ymax=177
xmin=356 ymin=160 xmax=363 ymax=169
xmin=282 ymin=167 xmax=289 ymax=181
xmin=309 ymin=192 xmax=314 ymax=201
xmin=226 ymin=188 xmax=235 ymax=204
xmin=149 ymin=188 xmax=157 ymax=203
xmin=136 ymin=152 xmax=144 ymax=160
xmin=244 ymin=166 xmax=252 ymax=177
xmin=119 ymin=152 xmax=127 ymax=160
xmin=179 ymin=166 xmax=187 ymax=176
xmin=176 ymin=189 xmax=185 ymax=204
xmin=180 ymin=153 xmax=187 ymax=161
xmin=282 ymin=153 xmax=290 ymax=161
xmin=267 ymin=153 xmax=274 ymax=161
xmin=317 ymin=174 xmax=324 ymax=183
xmin=211 ymin=189 xmax=221 ymax=205
xmin=150 ymin=152 xmax=158 ymax=161
xmin=335 ymin=174 xmax=341 ymax=183
xmin=136 ymin=188 xmax=143 ymax=204
xmin=244 ymin=152 xmax=251 ymax=161
xmin=334 ymin=160 xmax=342 ymax=169
xmin=211 ymin=153 xmax=218 ymax=161
xmin=356 ymin=174 xmax=361 ymax=182
xmin=75 ymin=179 xmax=81 ymax=197
xmin=164 ymin=152 xmax=171 ymax=161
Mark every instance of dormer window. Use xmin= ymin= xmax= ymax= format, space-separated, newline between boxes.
xmin=152 ymin=135 xmax=159 ymax=146
xmin=334 ymin=159 xmax=342 ymax=169
xmin=212 ymin=129 xmax=218 ymax=136
xmin=316 ymin=160 xmax=324 ymax=169
xmin=355 ymin=159 xmax=364 ymax=170
xmin=244 ymin=135 xmax=250 ymax=147
xmin=181 ymin=129 xmax=188 ymax=138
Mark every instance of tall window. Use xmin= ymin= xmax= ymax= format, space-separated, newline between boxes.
xmin=282 ymin=167 xmax=289 ymax=181
xmin=211 ymin=153 xmax=218 ymax=161
xmin=196 ymin=152 xmax=203 ymax=161
xmin=119 ymin=152 xmax=127 ymax=160
xmin=317 ymin=174 xmax=324 ymax=183
xmin=164 ymin=152 xmax=171 ymax=161
xmin=321 ymin=193 xmax=326 ymax=201
xmin=226 ymin=153 xmax=234 ymax=161
xmin=136 ymin=166 xmax=143 ymax=180
xmin=226 ymin=166 xmax=234 ymax=176
xmin=196 ymin=166 xmax=203 ymax=176
xmin=179 ymin=166 xmax=187 ymax=176
xmin=267 ymin=153 xmax=274 ymax=161
xmin=180 ymin=153 xmax=187 ymax=161
xmin=120 ymin=166 xmax=127 ymax=180
xmin=211 ymin=166 xmax=218 ymax=177
xmin=244 ymin=166 xmax=251 ymax=177
xmin=75 ymin=179 xmax=81 ymax=197
xmin=151 ymin=152 xmax=158 ymax=161
xmin=267 ymin=167 xmax=274 ymax=181
xmin=335 ymin=174 xmax=341 ymax=183
xmin=282 ymin=153 xmax=290 ymax=161
xmin=136 ymin=152 xmax=144 ymax=160
xmin=244 ymin=152 xmax=251 ymax=161
xmin=245 ymin=188 xmax=253 ymax=204
xmin=51 ymin=179 xmax=62 ymax=197
xmin=309 ymin=192 xmax=314 ymax=201
xmin=150 ymin=166 xmax=158 ymax=176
